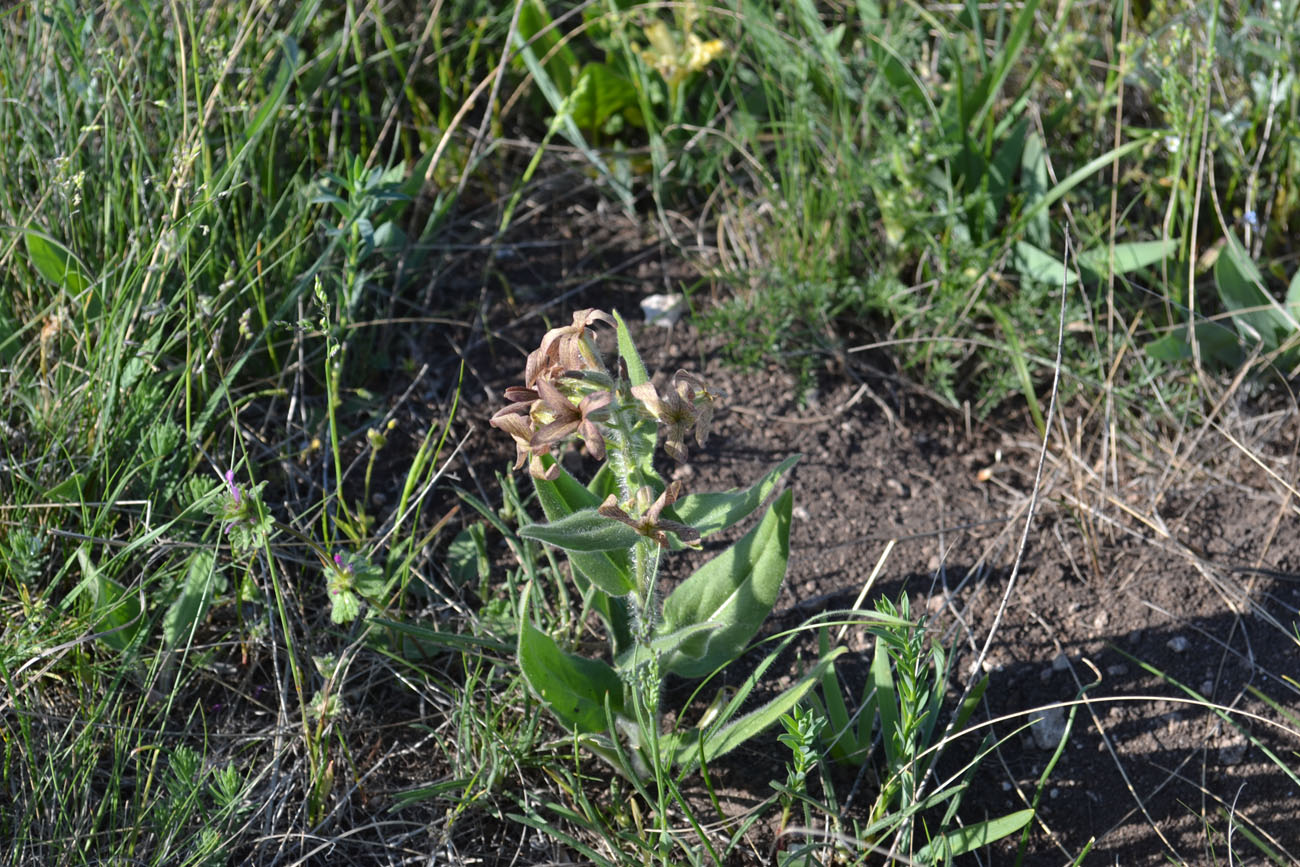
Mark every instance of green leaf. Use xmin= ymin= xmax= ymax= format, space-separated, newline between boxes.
xmin=1214 ymin=234 xmax=1297 ymax=350
xmin=671 ymin=647 xmax=845 ymax=771
xmin=533 ymin=464 xmax=634 ymax=597
xmin=870 ymin=628 xmax=900 ymax=768
xmin=23 ymin=228 xmax=92 ymax=293
xmin=515 ymin=0 xmax=579 ymax=95
xmin=660 ymin=490 xmax=793 ymax=679
xmin=519 ymin=508 xmax=640 ymax=552
xmin=518 ymin=619 xmax=624 ymax=734
xmin=162 ymin=550 xmax=217 ymax=650
xmin=329 ymin=589 xmax=361 ymax=624
xmin=1146 ymin=322 xmax=1244 ymax=367
xmin=1014 ymin=241 xmax=1075 ymax=288
xmin=669 ymin=455 xmax=800 ymax=540
xmin=77 ymin=547 xmax=143 ymax=652
xmin=814 ymin=627 xmax=873 ymax=765
xmin=1287 ymin=266 xmax=1300 ymax=322
xmin=570 ymin=63 xmax=639 ymax=134
xmin=1077 ymin=239 xmax=1178 ymax=276
xmin=1020 ymin=130 xmax=1051 ymax=248
xmin=612 ymin=309 xmax=648 ymax=387
xmin=913 ymin=809 xmax=1034 ymax=861
xmin=446 ymin=523 xmax=490 ymax=587
xmin=43 ymin=473 xmax=87 ymax=503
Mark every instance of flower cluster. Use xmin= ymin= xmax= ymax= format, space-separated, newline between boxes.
xmin=490 ymin=309 xmax=717 ymax=479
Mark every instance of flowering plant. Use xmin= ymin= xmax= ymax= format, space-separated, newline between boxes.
xmin=492 ymin=309 xmax=841 ymax=776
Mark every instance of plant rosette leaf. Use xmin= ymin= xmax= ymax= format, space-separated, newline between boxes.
xmin=659 ymin=489 xmax=793 ymax=679
xmin=519 ymin=507 xmax=641 ymax=552
xmin=518 ymin=618 xmax=625 ymax=734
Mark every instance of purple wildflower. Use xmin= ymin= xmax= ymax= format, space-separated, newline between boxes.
xmin=224 ymin=469 xmax=242 ymax=505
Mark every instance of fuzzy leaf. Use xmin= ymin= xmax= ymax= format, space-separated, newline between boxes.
xmin=533 ymin=462 xmax=635 ymax=597
xmin=613 ymin=309 xmax=648 ymax=387
xmin=77 ymin=547 xmax=143 ymax=652
xmin=329 ymin=589 xmax=361 ymax=624
xmin=669 ymin=455 xmax=800 ymax=540
xmin=660 ymin=490 xmax=792 ymax=678
xmin=518 ymin=619 xmax=624 ymax=734
xmin=520 ymin=508 xmax=640 ymax=552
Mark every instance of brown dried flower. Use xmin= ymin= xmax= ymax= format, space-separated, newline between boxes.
xmin=631 ymin=370 xmax=716 ymax=462
xmin=489 ymin=401 xmax=559 ymax=481
xmin=529 ymin=377 xmax=612 ymax=460
xmin=597 ymin=481 xmax=700 ymax=548
xmin=525 ymin=309 xmax=615 ymax=386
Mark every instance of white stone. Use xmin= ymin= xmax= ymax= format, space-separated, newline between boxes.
xmin=640 ymin=293 xmax=685 ymax=328
xmin=1029 ymin=706 xmax=1068 ymax=750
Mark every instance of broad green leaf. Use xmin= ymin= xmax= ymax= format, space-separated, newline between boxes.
xmin=23 ymin=229 xmax=92 ymax=293
xmin=77 ymin=547 xmax=143 ymax=652
xmin=913 ymin=809 xmax=1034 ymax=861
xmin=1078 ymin=239 xmax=1178 ymax=276
xmin=671 ymin=647 xmax=845 ymax=771
xmin=1014 ymin=241 xmax=1076 ymax=287
xmin=669 ymin=455 xmax=800 ymax=541
xmin=1215 ymin=234 xmax=1297 ymax=350
xmin=587 ymin=463 xmax=619 ymax=500
xmin=1145 ymin=322 xmax=1244 ymax=367
xmin=518 ymin=619 xmax=624 ymax=734
xmin=570 ymin=63 xmax=639 ymax=134
xmin=162 ymin=550 xmax=217 ymax=650
xmin=1021 ymin=130 xmax=1051 ymax=248
xmin=612 ymin=309 xmax=648 ymax=387
xmin=520 ymin=508 xmax=640 ymax=552
xmin=624 ymin=621 xmax=720 ymax=669
xmin=1287 ymin=266 xmax=1300 ymax=322
xmin=516 ymin=0 xmax=579 ymax=95
xmin=533 ymin=461 xmax=634 ymax=597
xmin=660 ymin=490 xmax=793 ymax=679
xmin=43 ymin=473 xmax=87 ymax=503
xmin=446 ymin=523 xmax=489 ymax=587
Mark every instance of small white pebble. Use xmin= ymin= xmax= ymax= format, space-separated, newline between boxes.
xmin=1050 ymin=788 xmax=1060 ymax=799
xmin=1001 ymin=781 xmax=1012 ymax=791
xmin=640 ymin=293 xmax=684 ymax=328
xmin=1167 ymin=636 xmax=1190 ymax=653
xmin=792 ymin=505 xmax=810 ymax=521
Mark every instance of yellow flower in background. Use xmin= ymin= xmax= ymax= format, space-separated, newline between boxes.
xmin=638 ymin=16 xmax=724 ymax=91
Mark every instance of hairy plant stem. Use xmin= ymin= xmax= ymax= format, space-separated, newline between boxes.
xmin=604 ymin=389 xmax=662 ymax=717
